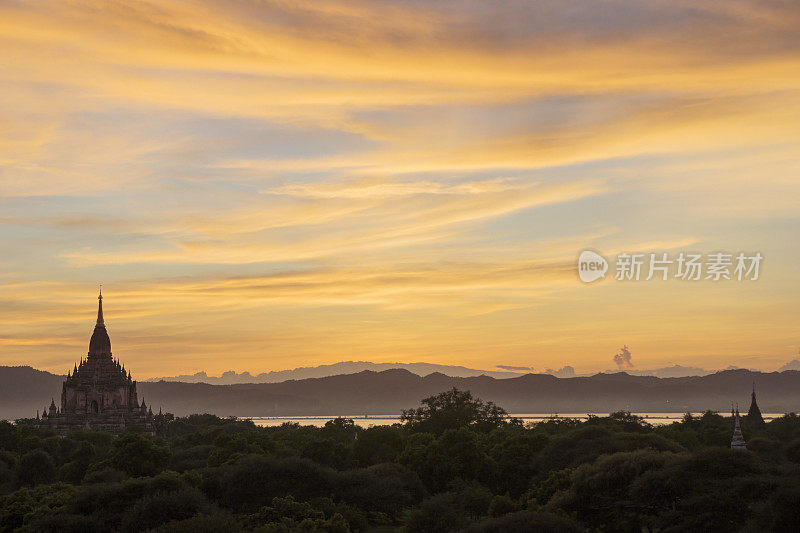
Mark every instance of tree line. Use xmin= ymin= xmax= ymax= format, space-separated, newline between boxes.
xmin=2 ymin=388 xmax=800 ymax=531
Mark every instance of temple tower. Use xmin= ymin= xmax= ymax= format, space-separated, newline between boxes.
xmin=746 ymin=382 xmax=766 ymax=430
xmin=36 ymin=290 xmax=154 ymax=435
xmin=731 ymin=406 xmax=747 ymax=451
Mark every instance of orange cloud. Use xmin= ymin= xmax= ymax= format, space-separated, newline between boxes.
xmin=0 ymin=0 xmax=799 ymax=376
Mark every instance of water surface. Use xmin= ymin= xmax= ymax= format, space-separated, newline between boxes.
xmin=249 ymin=412 xmax=785 ymax=428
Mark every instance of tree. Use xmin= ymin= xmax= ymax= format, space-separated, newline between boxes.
xmin=109 ymin=432 xmax=170 ymax=477
xmin=120 ymin=487 xmax=210 ymax=532
xmin=401 ymin=388 xmax=509 ymax=434
xmin=352 ymin=425 xmax=404 ymax=466
xmin=245 ymin=496 xmax=351 ymax=532
xmin=0 ymin=482 xmax=75 ymax=531
xmin=14 ymin=449 xmax=56 ymax=487
xmin=404 ymin=484 xmax=493 ymax=533
xmin=467 ymin=510 xmax=585 ymax=532
xmin=487 ymin=426 xmax=548 ymax=495
xmin=546 ymin=449 xmax=675 ymax=530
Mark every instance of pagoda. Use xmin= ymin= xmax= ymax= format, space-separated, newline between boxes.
xmin=730 ymin=406 xmax=747 ymax=451
xmin=745 ymin=383 xmax=766 ymax=430
xmin=37 ymin=290 xmax=154 ymax=435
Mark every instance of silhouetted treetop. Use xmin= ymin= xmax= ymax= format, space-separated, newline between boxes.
xmin=5 ymin=391 xmax=800 ymax=531
xmin=400 ymin=388 xmax=510 ymax=433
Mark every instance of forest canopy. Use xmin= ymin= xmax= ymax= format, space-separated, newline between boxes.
xmin=2 ymin=389 xmax=800 ymax=532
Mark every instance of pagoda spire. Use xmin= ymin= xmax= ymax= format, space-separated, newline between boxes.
xmin=731 ymin=405 xmax=747 ymax=451
xmin=746 ymin=381 xmax=766 ymax=430
xmin=96 ymin=287 xmax=104 ymax=325
xmin=88 ymin=288 xmax=112 ymax=357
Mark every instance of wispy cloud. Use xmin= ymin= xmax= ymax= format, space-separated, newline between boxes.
xmin=0 ymin=0 xmax=798 ymax=376
xmin=263 ymin=177 xmax=529 ymax=199
xmin=56 ymin=179 xmax=606 ymax=266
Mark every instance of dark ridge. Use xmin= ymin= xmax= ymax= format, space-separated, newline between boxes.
xmin=4 ymin=365 xmax=800 ymax=420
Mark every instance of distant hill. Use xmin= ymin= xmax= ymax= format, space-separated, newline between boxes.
xmin=5 ymin=365 xmax=800 ymax=420
xmin=620 ymin=364 xmax=713 ymax=378
xmin=0 ymin=366 xmax=65 ymax=420
xmin=146 ymin=361 xmax=725 ymax=384
xmin=145 ymin=361 xmax=526 ymax=384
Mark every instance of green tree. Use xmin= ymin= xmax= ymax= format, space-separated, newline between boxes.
xmin=109 ymin=433 xmax=170 ymax=477
xmin=400 ymin=428 xmax=491 ymax=492
xmin=401 ymin=388 xmax=509 ymax=434
xmin=246 ymin=496 xmax=351 ymax=533
xmin=148 ymin=512 xmax=242 ymax=533
xmin=488 ymin=494 xmax=519 ymax=517
xmin=466 ymin=510 xmax=585 ymax=532
xmin=487 ymin=426 xmax=548 ymax=495
xmin=404 ymin=484 xmax=492 ymax=533
xmin=352 ymin=425 xmax=404 ymax=466
xmin=120 ymin=487 xmax=210 ymax=532
xmin=0 ymin=483 xmax=75 ymax=531
xmin=14 ymin=450 xmax=55 ymax=487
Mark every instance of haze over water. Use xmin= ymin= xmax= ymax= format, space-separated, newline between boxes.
xmin=250 ymin=413 xmax=787 ymax=428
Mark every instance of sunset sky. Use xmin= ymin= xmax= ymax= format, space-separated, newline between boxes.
xmin=1 ymin=0 xmax=799 ymax=378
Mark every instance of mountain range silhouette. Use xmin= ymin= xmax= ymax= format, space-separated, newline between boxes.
xmin=3 ymin=365 xmax=800 ymax=420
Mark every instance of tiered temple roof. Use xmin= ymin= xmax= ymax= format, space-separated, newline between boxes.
xmin=746 ymin=383 xmax=766 ymax=430
xmin=37 ymin=290 xmax=154 ymax=435
xmin=730 ymin=406 xmax=747 ymax=451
